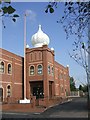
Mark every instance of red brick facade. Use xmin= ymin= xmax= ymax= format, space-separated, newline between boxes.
xmin=26 ymin=45 xmax=70 ymax=100
xmin=0 ymin=48 xmax=24 ymax=102
xmin=0 ymin=45 xmax=70 ymax=103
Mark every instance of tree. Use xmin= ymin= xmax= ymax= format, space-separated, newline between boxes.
xmin=0 ymin=0 xmax=19 ymax=28
xmin=70 ymin=77 xmax=76 ymax=91
xmin=45 ymin=2 xmax=90 ymax=115
xmin=82 ymin=85 xmax=88 ymax=92
xmin=79 ymin=85 xmax=83 ymax=91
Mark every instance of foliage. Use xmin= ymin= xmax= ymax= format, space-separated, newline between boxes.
xmin=45 ymin=2 xmax=90 ymax=38
xmin=45 ymin=2 xmax=57 ymax=13
xmin=82 ymin=85 xmax=88 ymax=92
xmin=79 ymin=84 xmax=88 ymax=92
xmin=0 ymin=0 xmax=19 ymax=28
xmin=79 ymin=84 xmax=83 ymax=90
xmin=70 ymin=77 xmax=76 ymax=91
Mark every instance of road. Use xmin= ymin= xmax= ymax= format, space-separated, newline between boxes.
xmin=2 ymin=97 xmax=88 ymax=119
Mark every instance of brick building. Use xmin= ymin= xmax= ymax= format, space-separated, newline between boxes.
xmin=0 ymin=48 xmax=24 ymax=102
xmin=0 ymin=25 xmax=70 ymax=103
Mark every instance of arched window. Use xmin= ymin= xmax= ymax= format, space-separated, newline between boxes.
xmin=48 ymin=65 xmax=50 ymax=74
xmin=0 ymin=61 xmax=4 ymax=73
xmin=30 ymin=66 xmax=34 ymax=75
xmin=7 ymin=85 xmax=11 ymax=97
xmin=8 ymin=64 xmax=12 ymax=74
xmin=38 ymin=65 xmax=42 ymax=74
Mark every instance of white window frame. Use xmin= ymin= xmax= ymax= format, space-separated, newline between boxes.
xmin=7 ymin=63 xmax=12 ymax=75
xmin=0 ymin=61 xmax=5 ymax=74
xmin=29 ymin=65 xmax=35 ymax=76
xmin=37 ymin=64 xmax=43 ymax=75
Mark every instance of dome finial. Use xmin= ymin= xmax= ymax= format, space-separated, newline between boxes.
xmin=38 ymin=24 xmax=42 ymax=31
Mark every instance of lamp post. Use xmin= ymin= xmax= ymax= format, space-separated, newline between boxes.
xmin=24 ymin=11 xmax=30 ymax=99
xmin=19 ymin=11 xmax=31 ymax=103
xmin=24 ymin=13 xmax=27 ymax=99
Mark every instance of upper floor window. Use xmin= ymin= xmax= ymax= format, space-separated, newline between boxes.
xmin=52 ymin=67 xmax=54 ymax=76
xmin=30 ymin=66 xmax=34 ymax=75
xmin=0 ymin=61 xmax=4 ymax=73
xmin=38 ymin=65 xmax=42 ymax=75
xmin=8 ymin=64 xmax=12 ymax=74
xmin=7 ymin=85 xmax=11 ymax=97
xmin=48 ymin=65 xmax=50 ymax=74
xmin=60 ymin=73 xmax=63 ymax=79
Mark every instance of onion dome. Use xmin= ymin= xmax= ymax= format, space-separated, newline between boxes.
xmin=31 ymin=25 xmax=50 ymax=47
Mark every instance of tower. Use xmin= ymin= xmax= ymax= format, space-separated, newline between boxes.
xmin=26 ymin=25 xmax=55 ymax=99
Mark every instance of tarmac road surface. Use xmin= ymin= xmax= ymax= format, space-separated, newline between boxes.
xmin=2 ymin=97 xmax=88 ymax=119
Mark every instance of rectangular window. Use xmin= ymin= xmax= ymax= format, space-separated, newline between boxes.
xmin=48 ymin=66 xmax=50 ymax=74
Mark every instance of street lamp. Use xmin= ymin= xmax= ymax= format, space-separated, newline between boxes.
xmin=23 ymin=11 xmax=30 ymax=100
xmin=19 ymin=11 xmax=30 ymax=104
xmin=24 ymin=12 xmax=26 ymax=100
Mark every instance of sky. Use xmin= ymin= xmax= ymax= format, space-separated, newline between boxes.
xmin=2 ymin=2 xmax=87 ymax=88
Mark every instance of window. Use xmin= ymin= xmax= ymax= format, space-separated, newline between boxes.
xmin=52 ymin=67 xmax=54 ymax=76
xmin=7 ymin=85 xmax=11 ymax=97
xmin=8 ymin=64 xmax=12 ymax=74
xmin=48 ymin=65 xmax=50 ymax=74
xmin=60 ymin=73 xmax=63 ymax=79
xmin=0 ymin=61 xmax=4 ymax=73
xmin=38 ymin=65 xmax=42 ymax=74
xmin=30 ymin=66 xmax=34 ymax=75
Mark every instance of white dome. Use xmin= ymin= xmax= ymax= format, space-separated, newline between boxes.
xmin=31 ymin=25 xmax=50 ymax=47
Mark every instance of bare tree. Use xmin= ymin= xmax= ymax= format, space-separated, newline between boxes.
xmin=45 ymin=1 xmax=90 ymax=114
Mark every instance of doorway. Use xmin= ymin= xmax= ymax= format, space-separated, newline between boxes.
xmin=33 ymin=87 xmax=43 ymax=99
xmin=49 ymin=81 xmax=53 ymax=98
xmin=30 ymin=81 xmax=44 ymax=99
xmin=0 ymin=88 xmax=3 ymax=102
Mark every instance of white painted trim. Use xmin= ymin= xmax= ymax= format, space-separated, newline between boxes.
xmin=28 ymin=61 xmax=42 ymax=64
xmin=6 ymin=84 xmax=12 ymax=97
xmin=29 ymin=65 xmax=35 ymax=76
xmin=0 ymin=58 xmax=12 ymax=63
xmin=48 ymin=62 xmax=54 ymax=66
xmin=0 ymin=53 xmax=22 ymax=62
xmin=37 ymin=64 xmax=43 ymax=75
xmin=7 ymin=63 xmax=12 ymax=75
xmin=14 ymin=82 xmax=22 ymax=85
xmin=0 ymin=61 xmax=5 ymax=74
xmin=0 ymin=81 xmax=12 ymax=84
xmin=15 ymin=63 xmax=22 ymax=66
